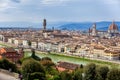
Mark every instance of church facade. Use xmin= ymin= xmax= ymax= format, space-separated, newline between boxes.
xmin=89 ymin=21 xmax=119 ymax=38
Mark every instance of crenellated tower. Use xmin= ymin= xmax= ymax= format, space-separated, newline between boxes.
xmin=43 ymin=19 xmax=47 ymax=31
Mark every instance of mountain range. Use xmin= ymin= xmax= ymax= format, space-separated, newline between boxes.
xmin=0 ymin=21 xmax=120 ymax=31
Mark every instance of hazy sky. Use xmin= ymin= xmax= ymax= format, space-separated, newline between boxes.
xmin=0 ymin=0 xmax=120 ymax=22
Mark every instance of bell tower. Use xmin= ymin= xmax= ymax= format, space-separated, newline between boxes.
xmin=91 ymin=23 xmax=97 ymax=36
xmin=43 ymin=19 xmax=46 ymax=31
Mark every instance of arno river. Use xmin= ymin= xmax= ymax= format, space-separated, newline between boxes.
xmin=25 ymin=51 xmax=120 ymax=68
xmin=26 ymin=52 xmax=88 ymax=65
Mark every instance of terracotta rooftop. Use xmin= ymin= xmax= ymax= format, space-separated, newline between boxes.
xmin=104 ymin=48 xmax=120 ymax=54
xmin=2 ymin=48 xmax=16 ymax=53
xmin=108 ymin=22 xmax=118 ymax=30
xmin=57 ymin=61 xmax=79 ymax=70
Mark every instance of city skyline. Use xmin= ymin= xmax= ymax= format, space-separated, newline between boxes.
xmin=0 ymin=0 xmax=120 ymax=22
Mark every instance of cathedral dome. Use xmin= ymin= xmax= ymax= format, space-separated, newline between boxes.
xmin=108 ymin=22 xmax=118 ymax=31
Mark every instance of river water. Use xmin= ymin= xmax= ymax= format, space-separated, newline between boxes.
xmin=36 ymin=53 xmax=88 ymax=65
xmin=25 ymin=52 xmax=120 ymax=68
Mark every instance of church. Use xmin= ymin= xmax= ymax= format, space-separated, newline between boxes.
xmin=89 ymin=21 xmax=119 ymax=38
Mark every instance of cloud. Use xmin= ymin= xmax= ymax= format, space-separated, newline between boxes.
xmin=40 ymin=0 xmax=69 ymax=6
xmin=0 ymin=0 xmax=18 ymax=11
xmin=11 ymin=0 xmax=21 ymax=3
xmin=105 ymin=0 xmax=120 ymax=4
xmin=0 ymin=0 xmax=120 ymax=22
xmin=0 ymin=0 xmax=11 ymax=11
xmin=0 ymin=2 xmax=8 ymax=8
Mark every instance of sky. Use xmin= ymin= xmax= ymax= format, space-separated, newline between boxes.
xmin=0 ymin=0 xmax=120 ymax=22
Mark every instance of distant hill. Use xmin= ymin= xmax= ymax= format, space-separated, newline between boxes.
xmin=0 ymin=21 xmax=120 ymax=31
xmin=0 ymin=22 xmax=41 ymax=28
xmin=0 ymin=22 xmax=67 ymax=29
xmin=58 ymin=21 xmax=120 ymax=31
xmin=57 ymin=22 xmax=92 ymax=31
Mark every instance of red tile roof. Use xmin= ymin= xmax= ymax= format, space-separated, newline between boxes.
xmin=108 ymin=22 xmax=118 ymax=30
xmin=57 ymin=61 xmax=79 ymax=70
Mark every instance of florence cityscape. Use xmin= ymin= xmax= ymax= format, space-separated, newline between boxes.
xmin=0 ymin=0 xmax=120 ymax=80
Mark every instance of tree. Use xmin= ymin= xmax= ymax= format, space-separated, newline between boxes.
xmin=84 ymin=63 xmax=96 ymax=80
xmin=41 ymin=57 xmax=52 ymax=61
xmin=31 ymin=49 xmax=41 ymax=61
xmin=28 ymin=40 xmax=31 ymax=47
xmin=59 ymin=71 xmax=72 ymax=80
xmin=107 ymin=69 xmax=120 ymax=80
xmin=73 ymin=69 xmax=83 ymax=80
xmin=80 ymin=64 xmax=84 ymax=69
xmin=20 ymin=57 xmax=33 ymax=64
xmin=52 ymin=75 xmax=61 ymax=80
xmin=0 ymin=59 xmax=17 ymax=72
xmin=40 ymin=57 xmax=56 ymax=75
xmin=41 ymin=57 xmax=54 ymax=67
xmin=96 ymin=66 xmax=109 ymax=80
xmin=30 ymin=72 xmax=46 ymax=80
xmin=12 ymin=39 xmax=14 ymax=44
xmin=22 ymin=59 xmax=45 ymax=80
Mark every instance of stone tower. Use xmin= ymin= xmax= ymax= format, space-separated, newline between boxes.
xmin=91 ymin=23 xmax=97 ymax=36
xmin=43 ymin=19 xmax=47 ymax=30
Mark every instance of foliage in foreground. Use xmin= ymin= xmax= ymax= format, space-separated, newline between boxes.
xmin=31 ymin=49 xmax=41 ymax=61
xmin=107 ymin=69 xmax=120 ymax=80
xmin=0 ymin=59 xmax=17 ymax=72
xmin=22 ymin=59 xmax=46 ymax=80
